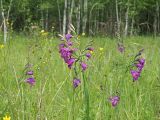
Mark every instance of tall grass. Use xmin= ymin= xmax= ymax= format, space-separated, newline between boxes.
xmin=0 ymin=35 xmax=160 ymax=119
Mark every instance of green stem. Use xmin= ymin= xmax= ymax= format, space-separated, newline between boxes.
xmin=82 ymin=72 xmax=90 ymax=120
xmin=72 ymin=87 xmax=75 ymax=120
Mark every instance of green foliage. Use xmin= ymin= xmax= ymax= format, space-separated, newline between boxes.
xmin=0 ymin=36 xmax=160 ymax=119
xmin=1 ymin=0 xmax=159 ymax=35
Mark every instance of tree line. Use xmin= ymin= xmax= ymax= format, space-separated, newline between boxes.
xmin=0 ymin=0 xmax=160 ymax=37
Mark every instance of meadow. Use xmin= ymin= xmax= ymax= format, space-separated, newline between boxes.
xmin=0 ymin=35 xmax=160 ymax=120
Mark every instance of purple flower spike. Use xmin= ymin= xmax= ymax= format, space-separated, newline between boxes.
xmin=86 ymin=53 xmax=91 ymax=59
xmin=67 ymin=58 xmax=75 ymax=69
xmin=118 ymin=43 xmax=125 ymax=53
xmin=130 ymin=70 xmax=140 ymax=81
xmin=118 ymin=46 xmax=125 ymax=53
xmin=73 ymin=78 xmax=81 ymax=88
xmin=25 ymin=77 xmax=35 ymax=85
xmin=109 ymin=96 xmax=120 ymax=107
xmin=26 ymin=71 xmax=33 ymax=75
xmin=139 ymin=58 xmax=145 ymax=65
xmin=135 ymin=58 xmax=145 ymax=72
xmin=81 ymin=62 xmax=87 ymax=71
xmin=65 ymin=34 xmax=72 ymax=41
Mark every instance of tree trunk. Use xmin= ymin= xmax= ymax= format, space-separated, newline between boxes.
xmin=130 ymin=0 xmax=135 ymax=36
xmin=154 ymin=1 xmax=160 ymax=37
xmin=153 ymin=14 xmax=157 ymax=37
xmin=76 ymin=0 xmax=81 ymax=34
xmin=124 ymin=5 xmax=129 ymax=37
xmin=130 ymin=17 xmax=134 ymax=36
xmin=89 ymin=3 xmax=98 ymax=35
xmin=1 ymin=0 xmax=7 ymax=44
xmin=41 ymin=10 xmax=44 ymax=30
xmin=7 ymin=0 xmax=13 ymax=20
xmin=156 ymin=1 xmax=159 ymax=35
xmin=63 ymin=0 xmax=67 ymax=35
xmin=2 ymin=11 xmax=7 ymax=44
xmin=57 ymin=0 xmax=62 ymax=34
xmin=45 ymin=9 xmax=48 ymax=31
xmin=115 ymin=0 xmax=120 ymax=41
xmin=68 ymin=0 xmax=74 ymax=33
xmin=82 ymin=0 xmax=88 ymax=34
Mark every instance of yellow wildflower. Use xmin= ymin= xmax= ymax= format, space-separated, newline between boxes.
xmin=3 ymin=115 xmax=11 ymax=120
xmin=77 ymin=35 xmax=80 ymax=39
xmin=82 ymin=33 xmax=85 ymax=36
xmin=40 ymin=30 xmax=45 ymax=33
xmin=89 ymin=51 xmax=94 ymax=54
xmin=41 ymin=32 xmax=48 ymax=36
xmin=0 ymin=44 xmax=4 ymax=49
xmin=99 ymin=47 xmax=104 ymax=51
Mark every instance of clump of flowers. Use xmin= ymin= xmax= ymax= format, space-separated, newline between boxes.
xmin=58 ymin=25 xmax=93 ymax=88
xmin=24 ymin=63 xmax=36 ymax=86
xmin=130 ymin=49 xmax=145 ymax=81
xmin=109 ymin=96 xmax=120 ymax=107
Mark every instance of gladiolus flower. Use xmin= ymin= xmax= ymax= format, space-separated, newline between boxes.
xmin=81 ymin=62 xmax=87 ymax=71
xmin=73 ymin=78 xmax=81 ymax=88
xmin=138 ymin=58 xmax=145 ymax=66
xmin=130 ymin=70 xmax=140 ymax=81
xmin=86 ymin=53 xmax=91 ymax=59
xmin=118 ymin=43 xmax=125 ymax=53
xmin=109 ymin=96 xmax=120 ymax=107
xmin=67 ymin=41 xmax=73 ymax=46
xmin=67 ymin=58 xmax=75 ymax=69
xmin=25 ymin=77 xmax=35 ymax=85
xmin=26 ymin=71 xmax=33 ymax=75
xmin=65 ymin=34 xmax=72 ymax=41
xmin=87 ymin=47 xmax=94 ymax=51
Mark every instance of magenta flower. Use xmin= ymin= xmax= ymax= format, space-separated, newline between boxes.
xmin=67 ymin=58 xmax=76 ymax=69
xmin=87 ymin=47 xmax=94 ymax=51
xmin=118 ymin=43 xmax=125 ymax=53
xmin=136 ymin=63 xmax=143 ymax=71
xmin=59 ymin=47 xmax=73 ymax=63
xmin=86 ymin=53 xmax=91 ymax=59
xmin=26 ymin=71 xmax=33 ymax=75
xmin=73 ymin=78 xmax=81 ymax=88
xmin=118 ymin=46 xmax=125 ymax=53
xmin=25 ymin=77 xmax=35 ymax=85
xmin=81 ymin=62 xmax=87 ymax=71
xmin=67 ymin=41 xmax=73 ymax=46
xmin=130 ymin=70 xmax=140 ymax=81
xmin=139 ymin=58 xmax=145 ymax=66
xmin=65 ymin=34 xmax=72 ymax=41
xmin=135 ymin=58 xmax=145 ymax=72
xmin=109 ymin=96 xmax=120 ymax=107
